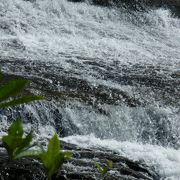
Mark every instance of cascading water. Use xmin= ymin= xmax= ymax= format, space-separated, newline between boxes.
xmin=0 ymin=0 xmax=180 ymax=179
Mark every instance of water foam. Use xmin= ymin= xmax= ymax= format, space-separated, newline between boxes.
xmin=63 ymin=134 xmax=180 ymax=179
xmin=0 ymin=0 xmax=180 ymax=68
xmin=0 ymin=0 xmax=180 ymax=179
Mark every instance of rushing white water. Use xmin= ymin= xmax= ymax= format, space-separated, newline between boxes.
xmin=0 ymin=0 xmax=180 ymax=179
xmin=0 ymin=0 xmax=180 ymax=66
xmin=63 ymin=135 xmax=180 ymax=179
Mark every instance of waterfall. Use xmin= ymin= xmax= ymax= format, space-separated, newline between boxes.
xmin=0 ymin=0 xmax=180 ymax=179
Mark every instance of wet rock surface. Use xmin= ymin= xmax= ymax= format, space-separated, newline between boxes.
xmin=0 ymin=57 xmax=179 ymax=147
xmin=0 ymin=57 xmax=179 ymax=108
xmin=0 ymin=151 xmax=46 ymax=180
xmin=67 ymin=0 xmax=180 ymax=17
xmin=0 ymin=141 xmax=160 ymax=180
xmin=0 ymin=58 xmax=143 ymax=108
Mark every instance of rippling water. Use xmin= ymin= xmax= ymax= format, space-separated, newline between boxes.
xmin=0 ymin=0 xmax=180 ymax=179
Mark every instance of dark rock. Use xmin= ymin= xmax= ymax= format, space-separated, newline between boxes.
xmin=67 ymin=0 xmax=85 ymax=2
xmin=87 ymin=0 xmax=180 ymax=17
xmin=0 ymin=58 xmax=179 ymax=147
xmin=0 ymin=141 xmax=160 ymax=180
xmin=23 ymin=0 xmax=36 ymax=2
xmin=91 ymin=0 xmax=114 ymax=6
xmin=2 ymin=39 xmax=26 ymax=51
xmin=0 ymin=152 xmax=46 ymax=180
xmin=0 ymin=67 xmax=142 ymax=108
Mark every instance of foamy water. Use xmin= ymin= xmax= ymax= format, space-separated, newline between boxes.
xmin=63 ymin=135 xmax=180 ymax=179
xmin=0 ymin=0 xmax=180 ymax=66
xmin=0 ymin=0 xmax=180 ymax=179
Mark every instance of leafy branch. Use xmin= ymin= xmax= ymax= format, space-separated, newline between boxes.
xmin=95 ymin=160 xmax=113 ymax=177
xmin=0 ymin=78 xmax=42 ymax=108
xmin=0 ymin=72 xmax=72 ymax=179
xmin=39 ymin=134 xmax=72 ymax=180
xmin=1 ymin=119 xmax=72 ymax=180
xmin=2 ymin=118 xmax=37 ymax=159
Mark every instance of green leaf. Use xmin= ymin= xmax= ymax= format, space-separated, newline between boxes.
xmin=102 ymin=166 xmax=109 ymax=176
xmin=0 ymin=74 xmax=45 ymax=160
xmin=39 ymin=134 xmax=72 ymax=179
xmin=0 ymin=80 xmax=28 ymax=102
xmin=2 ymin=135 xmax=22 ymax=159
xmin=8 ymin=118 xmax=23 ymax=137
xmin=2 ymin=119 xmax=34 ymax=159
xmin=107 ymin=160 xmax=113 ymax=168
xmin=40 ymin=134 xmax=61 ymax=178
xmin=0 ymin=95 xmax=43 ymax=108
xmin=47 ymin=133 xmax=61 ymax=155
xmin=15 ymin=130 xmax=32 ymax=155
xmin=95 ymin=162 xmax=103 ymax=173
xmin=15 ymin=150 xmax=42 ymax=159
xmin=63 ymin=151 xmax=72 ymax=160
xmin=95 ymin=160 xmax=113 ymax=177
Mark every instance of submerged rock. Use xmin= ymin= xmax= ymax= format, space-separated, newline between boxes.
xmin=0 ymin=151 xmax=46 ymax=180
xmin=67 ymin=0 xmax=180 ymax=17
xmin=0 ymin=141 xmax=160 ymax=180
xmin=0 ymin=58 xmax=179 ymax=147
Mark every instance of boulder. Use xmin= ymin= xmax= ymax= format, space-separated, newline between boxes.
xmin=0 ymin=141 xmax=160 ymax=180
xmin=70 ymin=0 xmax=180 ymax=17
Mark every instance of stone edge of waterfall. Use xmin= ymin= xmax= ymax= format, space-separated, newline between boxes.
xmin=67 ymin=0 xmax=180 ymax=17
xmin=0 ymin=140 xmax=160 ymax=180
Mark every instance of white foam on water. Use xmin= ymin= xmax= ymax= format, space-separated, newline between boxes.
xmin=0 ymin=0 xmax=180 ymax=69
xmin=0 ymin=0 xmax=180 ymax=179
xmin=63 ymin=134 xmax=180 ymax=179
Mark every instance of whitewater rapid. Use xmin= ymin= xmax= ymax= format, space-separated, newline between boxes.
xmin=0 ymin=0 xmax=180 ymax=179
xmin=0 ymin=0 xmax=180 ymax=66
xmin=63 ymin=135 xmax=180 ymax=179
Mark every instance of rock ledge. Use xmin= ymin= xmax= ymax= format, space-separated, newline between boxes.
xmin=0 ymin=141 xmax=160 ymax=180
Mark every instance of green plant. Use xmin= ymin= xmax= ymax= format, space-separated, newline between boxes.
xmin=2 ymin=118 xmax=39 ymax=159
xmin=0 ymin=72 xmax=72 ymax=179
xmin=0 ymin=77 xmax=42 ymax=108
xmin=39 ymin=134 xmax=72 ymax=180
xmin=2 ymin=120 xmax=72 ymax=180
xmin=95 ymin=160 xmax=113 ymax=177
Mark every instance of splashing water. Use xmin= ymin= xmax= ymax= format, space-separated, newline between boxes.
xmin=0 ymin=0 xmax=180 ymax=179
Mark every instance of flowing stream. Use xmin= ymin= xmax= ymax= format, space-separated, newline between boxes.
xmin=0 ymin=0 xmax=180 ymax=179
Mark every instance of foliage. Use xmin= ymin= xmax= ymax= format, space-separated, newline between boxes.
xmin=0 ymin=77 xmax=42 ymax=108
xmin=0 ymin=69 xmax=118 ymax=180
xmin=2 ymin=120 xmax=72 ymax=180
xmin=2 ymin=118 xmax=38 ymax=159
xmin=0 ymin=71 xmax=43 ymax=159
xmin=0 ymin=72 xmax=72 ymax=179
xmin=95 ymin=160 xmax=113 ymax=177
xmin=39 ymin=134 xmax=72 ymax=180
